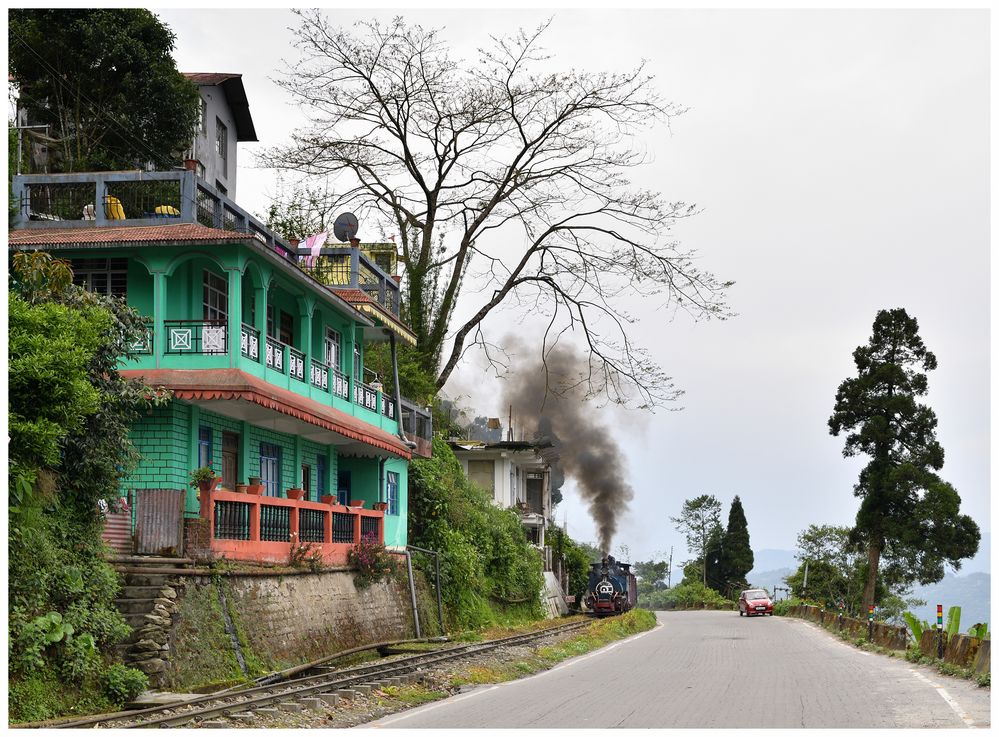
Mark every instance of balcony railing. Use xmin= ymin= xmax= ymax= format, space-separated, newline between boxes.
xmin=129 ymin=321 xmax=154 ymax=355
xmin=11 ymin=170 xmax=295 ymax=262
xmin=331 ymin=367 xmax=350 ymax=400
xmin=203 ymin=489 xmax=384 ymax=566
xmin=288 ymin=347 xmax=306 ymax=382
xmin=299 ymin=247 xmax=401 ymax=316
xmin=310 ymin=358 xmax=329 ymax=392
xmin=265 ymin=337 xmax=285 ymax=371
xmin=355 ymin=382 xmax=378 ymax=412
xmin=240 ymin=323 xmax=260 ymax=362
xmin=401 ymin=397 xmax=434 ymax=459
xmin=164 ymin=319 xmax=227 ymax=355
xmin=381 ymin=394 xmax=396 ymax=420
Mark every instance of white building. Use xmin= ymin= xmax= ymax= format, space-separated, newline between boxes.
xmin=182 ymin=72 xmax=257 ymax=199
xmin=449 ymin=439 xmax=553 ymax=558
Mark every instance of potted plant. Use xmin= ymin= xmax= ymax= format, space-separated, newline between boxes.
xmin=287 ymin=488 xmax=305 ymax=501
xmin=246 ymin=484 xmax=264 ymax=495
xmin=320 ymin=495 xmax=337 ymax=505
xmin=372 ymin=501 xmax=388 ymax=512
xmin=189 ymin=466 xmax=218 ymax=496
xmin=248 ymin=476 xmax=262 ymax=486
xmin=236 ymin=483 xmax=250 ymax=494
xmin=349 ymin=499 xmax=365 ymax=508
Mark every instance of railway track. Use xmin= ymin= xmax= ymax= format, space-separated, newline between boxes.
xmin=49 ymin=619 xmax=591 ymax=729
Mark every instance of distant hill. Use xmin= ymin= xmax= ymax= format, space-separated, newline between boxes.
xmin=748 ymin=568 xmax=794 ymax=596
xmin=750 ymin=549 xmax=798 ymax=574
xmin=910 ymin=572 xmax=991 ymax=631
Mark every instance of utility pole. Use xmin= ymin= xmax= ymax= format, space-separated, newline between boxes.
xmin=13 ymin=123 xmax=50 ymax=175
xmin=802 ymin=559 xmax=809 ymax=599
xmin=667 ymin=546 xmax=673 ymax=589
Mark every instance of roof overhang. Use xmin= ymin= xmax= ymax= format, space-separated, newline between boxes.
xmin=121 ymin=368 xmax=411 ymax=459
xmin=184 ymin=73 xmax=257 ymax=142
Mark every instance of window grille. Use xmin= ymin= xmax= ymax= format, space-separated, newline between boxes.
xmin=203 ymin=270 xmax=228 ymax=322
xmin=71 ymin=258 xmax=128 ymax=298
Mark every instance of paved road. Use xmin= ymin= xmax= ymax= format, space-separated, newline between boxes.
xmin=365 ymin=611 xmax=990 ymax=728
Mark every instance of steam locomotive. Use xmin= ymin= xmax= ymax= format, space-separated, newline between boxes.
xmin=584 ymin=555 xmax=637 ymax=616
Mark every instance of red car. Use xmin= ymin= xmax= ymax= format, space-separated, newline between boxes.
xmin=739 ymin=589 xmax=773 ymax=617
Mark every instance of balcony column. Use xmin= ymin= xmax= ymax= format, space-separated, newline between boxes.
xmin=226 ymin=267 xmax=242 ymax=368
xmin=152 ymin=271 xmax=167 ymax=369
xmin=254 ymin=284 xmax=268 ymax=361
xmin=297 ymin=296 xmax=315 ymax=389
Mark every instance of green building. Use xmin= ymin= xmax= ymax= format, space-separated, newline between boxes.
xmin=10 ymin=170 xmax=431 ymax=564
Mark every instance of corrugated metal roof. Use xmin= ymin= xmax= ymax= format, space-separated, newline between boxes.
xmin=8 ymin=223 xmax=251 ymax=246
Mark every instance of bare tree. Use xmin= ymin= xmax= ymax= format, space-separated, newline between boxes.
xmin=262 ymin=12 xmax=733 ymax=408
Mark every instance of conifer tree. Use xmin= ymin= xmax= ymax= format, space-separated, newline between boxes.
xmin=721 ymin=496 xmax=754 ymax=589
xmin=829 ymin=308 xmax=979 ymax=611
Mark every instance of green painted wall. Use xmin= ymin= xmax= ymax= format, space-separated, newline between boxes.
xmin=383 ymin=457 xmax=409 ymax=549
xmin=124 ymin=402 xmax=195 ymax=512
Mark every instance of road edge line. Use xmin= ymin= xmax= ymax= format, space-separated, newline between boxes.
xmin=909 ymin=669 xmax=978 ymax=729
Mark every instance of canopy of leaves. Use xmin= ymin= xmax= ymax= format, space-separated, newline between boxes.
xmin=8 ymin=253 xmax=168 ymax=721
xmin=9 ymin=9 xmax=199 ymax=172
xmin=671 ymin=494 xmax=722 ymax=585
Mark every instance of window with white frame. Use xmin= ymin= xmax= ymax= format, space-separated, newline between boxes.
xmin=386 ymin=471 xmax=400 ymax=516
xmin=325 ymin=328 xmax=341 ymax=370
xmin=203 ymin=270 xmax=228 ymax=322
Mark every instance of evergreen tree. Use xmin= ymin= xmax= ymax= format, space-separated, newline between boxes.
xmin=703 ymin=523 xmax=726 ymax=593
xmin=829 ymin=308 xmax=979 ymax=611
xmin=721 ymin=496 xmax=754 ymax=589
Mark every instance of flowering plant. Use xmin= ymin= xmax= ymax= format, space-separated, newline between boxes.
xmin=189 ymin=466 xmax=217 ymax=488
xmin=347 ymin=532 xmax=398 ymax=588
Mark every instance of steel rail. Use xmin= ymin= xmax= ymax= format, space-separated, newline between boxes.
xmin=51 ymin=619 xmax=590 ymax=729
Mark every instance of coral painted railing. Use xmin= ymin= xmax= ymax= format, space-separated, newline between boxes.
xmin=199 ymin=489 xmax=383 ymax=566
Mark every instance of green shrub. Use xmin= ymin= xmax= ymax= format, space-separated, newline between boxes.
xmin=409 ymin=439 xmax=545 ymax=630
xmin=772 ymin=597 xmax=804 ymax=617
xmin=101 ymin=664 xmax=148 ymax=704
xmin=639 ymin=581 xmax=734 ymax=610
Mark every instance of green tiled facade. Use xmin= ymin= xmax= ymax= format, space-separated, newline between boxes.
xmin=122 ymin=402 xmax=408 ymax=548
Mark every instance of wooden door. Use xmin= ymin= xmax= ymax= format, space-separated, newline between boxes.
xmin=221 ymin=432 xmax=239 ymax=490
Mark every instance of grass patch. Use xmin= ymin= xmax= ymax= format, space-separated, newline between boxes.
xmin=378 ymin=685 xmax=448 ymax=706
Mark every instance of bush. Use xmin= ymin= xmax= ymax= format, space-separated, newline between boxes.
xmin=639 ymin=581 xmax=734 ymax=610
xmin=101 ymin=664 xmax=148 ymax=704
xmin=409 ymin=439 xmax=545 ymax=630
xmin=347 ymin=534 xmax=400 ymax=588
xmin=772 ymin=597 xmax=805 ymax=617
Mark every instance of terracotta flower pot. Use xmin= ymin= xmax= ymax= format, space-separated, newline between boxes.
xmin=321 ymin=495 xmax=337 ymax=505
xmin=349 ymin=499 xmax=365 ymax=508
xmin=198 ymin=480 xmax=215 ymax=495
xmin=373 ymin=502 xmax=388 ymax=512
xmin=247 ymin=484 xmax=264 ymax=495
xmin=287 ymin=488 xmax=305 ymax=501
xmin=236 ymin=484 xmax=250 ymax=494
xmin=248 ymin=476 xmax=262 ymax=486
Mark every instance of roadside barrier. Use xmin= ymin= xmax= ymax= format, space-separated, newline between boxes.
xmin=785 ymin=605 xmax=990 ymax=672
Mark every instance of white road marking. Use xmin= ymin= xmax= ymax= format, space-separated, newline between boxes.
xmin=910 ymin=669 xmax=977 ymax=728
xmin=364 ymin=622 xmax=663 ymax=728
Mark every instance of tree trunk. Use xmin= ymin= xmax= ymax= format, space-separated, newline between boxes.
xmin=862 ymin=543 xmax=881 ymax=611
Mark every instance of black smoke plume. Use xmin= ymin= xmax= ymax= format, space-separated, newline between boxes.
xmin=501 ymin=342 xmax=634 ymax=554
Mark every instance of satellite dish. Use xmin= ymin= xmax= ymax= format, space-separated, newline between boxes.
xmin=333 ymin=212 xmax=359 ymax=242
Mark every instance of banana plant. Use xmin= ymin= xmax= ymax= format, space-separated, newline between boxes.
xmin=945 ymin=606 xmax=962 ymax=639
xmin=903 ymin=611 xmax=930 ymax=643
xmin=967 ymin=622 xmax=990 ymax=640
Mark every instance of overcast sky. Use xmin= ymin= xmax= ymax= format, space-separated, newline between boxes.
xmin=156 ymin=8 xmax=990 ymax=569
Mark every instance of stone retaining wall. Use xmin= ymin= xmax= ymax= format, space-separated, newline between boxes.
xmin=159 ymin=569 xmax=418 ymax=689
